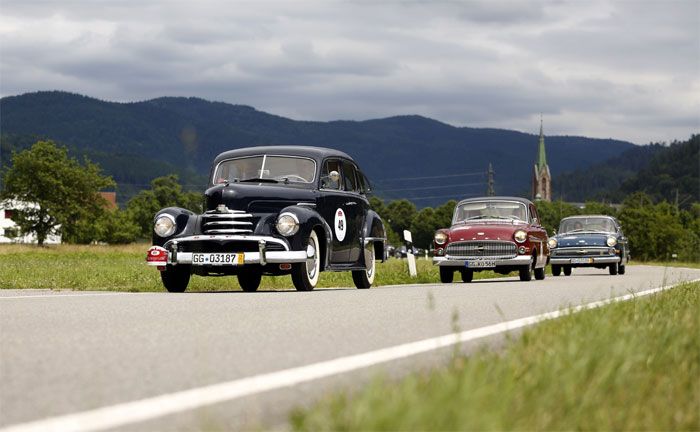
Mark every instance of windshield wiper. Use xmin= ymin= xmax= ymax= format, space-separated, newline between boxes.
xmin=239 ymin=178 xmax=279 ymax=183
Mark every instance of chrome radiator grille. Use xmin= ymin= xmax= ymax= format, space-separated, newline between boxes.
xmin=201 ymin=208 xmax=253 ymax=234
xmin=445 ymin=241 xmax=517 ymax=259
xmin=551 ymin=247 xmax=611 ymax=257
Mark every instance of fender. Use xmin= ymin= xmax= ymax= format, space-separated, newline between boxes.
xmin=362 ymin=210 xmax=387 ymax=262
xmin=152 ymin=207 xmax=197 ymax=246
xmin=278 ymin=205 xmax=333 ymax=269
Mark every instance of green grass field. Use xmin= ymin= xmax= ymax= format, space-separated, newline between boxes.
xmin=291 ymin=281 xmax=700 ymax=431
xmin=0 ymin=244 xmax=505 ymax=291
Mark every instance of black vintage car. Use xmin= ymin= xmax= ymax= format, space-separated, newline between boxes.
xmin=548 ymin=215 xmax=629 ymax=276
xmin=146 ymin=146 xmax=386 ymax=292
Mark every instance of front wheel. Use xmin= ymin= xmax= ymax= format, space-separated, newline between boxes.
xmin=609 ymin=263 xmax=618 ymax=275
xmin=552 ymin=265 xmax=561 ymax=276
xmin=618 ymin=263 xmax=626 ymax=275
xmin=519 ymin=265 xmax=532 ymax=281
xmin=292 ymin=230 xmax=321 ymax=291
xmin=563 ymin=266 xmax=572 ymax=276
xmin=238 ymin=268 xmax=262 ymax=292
xmin=439 ymin=266 xmax=454 ymax=283
xmin=534 ymin=266 xmax=546 ymax=280
xmin=461 ymin=270 xmax=473 ymax=283
xmin=352 ymin=242 xmax=376 ymax=289
xmin=161 ymin=265 xmax=191 ymax=292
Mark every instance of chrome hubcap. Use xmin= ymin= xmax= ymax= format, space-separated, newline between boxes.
xmin=306 ymin=241 xmax=317 ymax=279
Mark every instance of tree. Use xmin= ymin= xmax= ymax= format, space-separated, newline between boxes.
xmin=1 ymin=140 xmax=114 ymax=245
xmin=126 ymin=175 xmax=202 ymax=238
xmin=384 ymin=199 xmax=417 ymax=238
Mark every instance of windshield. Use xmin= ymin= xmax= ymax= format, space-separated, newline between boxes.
xmin=559 ymin=217 xmax=616 ymax=234
xmin=453 ymin=201 xmax=527 ymax=224
xmin=213 ymin=155 xmax=316 ymax=185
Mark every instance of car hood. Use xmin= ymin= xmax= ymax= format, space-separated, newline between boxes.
xmin=205 ymin=183 xmax=316 ymax=213
xmin=446 ymin=223 xmax=526 ymax=242
xmin=554 ymin=233 xmax=611 ymax=247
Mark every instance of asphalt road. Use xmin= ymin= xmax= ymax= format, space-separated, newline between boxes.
xmin=1 ymin=265 xmax=699 ymax=431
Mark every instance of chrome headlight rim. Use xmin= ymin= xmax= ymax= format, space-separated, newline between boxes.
xmin=434 ymin=231 xmax=448 ymax=245
xmin=154 ymin=214 xmax=177 ymax=238
xmin=548 ymin=238 xmax=558 ymax=249
xmin=514 ymin=230 xmax=527 ymax=244
xmin=276 ymin=212 xmax=300 ymax=237
xmin=606 ymin=236 xmax=617 ymax=247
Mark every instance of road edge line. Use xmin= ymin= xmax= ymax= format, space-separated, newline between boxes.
xmin=2 ymin=278 xmax=698 ymax=432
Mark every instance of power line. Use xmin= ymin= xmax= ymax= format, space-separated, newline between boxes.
xmin=374 ymin=171 xmax=485 ymax=183
xmin=378 ymin=182 xmax=485 ymax=193
xmin=407 ymin=193 xmax=483 ymax=201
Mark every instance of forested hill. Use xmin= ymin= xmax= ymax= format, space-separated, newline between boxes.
xmin=1 ymin=91 xmax=636 ymax=206
xmin=553 ymin=135 xmax=699 ymax=208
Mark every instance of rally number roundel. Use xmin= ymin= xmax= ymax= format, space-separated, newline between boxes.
xmin=334 ymin=208 xmax=347 ymax=242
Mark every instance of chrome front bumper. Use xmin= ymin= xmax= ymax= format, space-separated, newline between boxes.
xmin=433 ymin=255 xmax=532 ymax=267
xmin=550 ymin=256 xmax=620 ymax=265
xmin=147 ymin=234 xmax=309 ymax=266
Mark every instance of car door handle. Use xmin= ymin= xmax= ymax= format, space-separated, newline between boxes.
xmin=345 ymin=201 xmax=357 ymax=206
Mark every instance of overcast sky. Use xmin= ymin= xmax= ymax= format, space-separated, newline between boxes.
xmin=1 ymin=0 xmax=698 ymax=144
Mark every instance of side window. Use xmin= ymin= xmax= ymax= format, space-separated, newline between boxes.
xmin=356 ymin=170 xmax=367 ymax=194
xmin=530 ymin=205 xmax=539 ymax=225
xmin=320 ymin=160 xmax=342 ymax=190
xmin=342 ymin=161 xmax=358 ymax=192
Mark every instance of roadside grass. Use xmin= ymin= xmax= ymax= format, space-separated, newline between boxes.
xmin=0 ymin=244 xmax=502 ymax=291
xmin=291 ymin=282 xmax=700 ymax=431
xmin=630 ymin=260 xmax=700 ymax=269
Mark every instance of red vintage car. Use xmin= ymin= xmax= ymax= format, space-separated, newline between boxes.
xmin=432 ymin=197 xmax=549 ymax=282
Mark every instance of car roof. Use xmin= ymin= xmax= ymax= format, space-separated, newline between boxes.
xmin=456 ymin=196 xmax=535 ymax=206
xmin=561 ymin=215 xmax=616 ymax=220
xmin=212 ymin=146 xmax=354 ymax=165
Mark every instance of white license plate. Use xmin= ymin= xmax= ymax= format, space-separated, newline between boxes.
xmin=466 ymin=260 xmax=496 ymax=268
xmin=571 ymin=258 xmax=592 ymax=264
xmin=192 ymin=253 xmax=243 ymax=265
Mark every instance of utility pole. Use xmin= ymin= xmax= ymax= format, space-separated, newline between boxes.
xmin=487 ymin=163 xmax=495 ymax=196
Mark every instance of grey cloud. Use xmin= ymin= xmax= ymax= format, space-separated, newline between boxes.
xmin=0 ymin=0 xmax=697 ymax=144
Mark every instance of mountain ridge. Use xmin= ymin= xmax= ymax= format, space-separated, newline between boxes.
xmin=1 ymin=91 xmax=637 ymax=206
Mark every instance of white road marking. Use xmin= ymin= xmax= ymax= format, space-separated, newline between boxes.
xmin=2 ymin=279 xmax=697 ymax=432
xmin=0 ymin=292 xmax=130 ymax=300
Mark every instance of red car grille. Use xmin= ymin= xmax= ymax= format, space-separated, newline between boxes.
xmin=446 ymin=241 xmax=517 ymax=259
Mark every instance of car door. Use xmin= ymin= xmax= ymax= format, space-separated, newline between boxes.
xmin=318 ymin=159 xmax=351 ymax=263
xmin=529 ymin=204 xmax=548 ymax=267
xmin=340 ymin=160 xmax=366 ymax=264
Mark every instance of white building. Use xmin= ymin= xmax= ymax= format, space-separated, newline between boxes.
xmin=0 ymin=200 xmax=62 ymax=244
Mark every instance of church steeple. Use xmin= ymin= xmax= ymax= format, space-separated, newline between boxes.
xmin=537 ymin=114 xmax=547 ymax=170
xmin=532 ymin=115 xmax=551 ymax=201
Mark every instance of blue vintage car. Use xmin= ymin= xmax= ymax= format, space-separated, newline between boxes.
xmin=548 ymin=215 xmax=629 ymax=276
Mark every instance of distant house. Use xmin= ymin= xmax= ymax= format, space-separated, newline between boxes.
xmin=0 ymin=200 xmax=62 ymax=244
xmin=99 ymin=191 xmax=117 ymax=210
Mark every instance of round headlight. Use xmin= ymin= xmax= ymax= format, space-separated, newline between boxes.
xmin=276 ymin=213 xmax=299 ymax=237
xmin=154 ymin=214 xmax=176 ymax=237
xmin=607 ymin=236 xmax=617 ymax=247
xmin=434 ymin=232 xmax=448 ymax=245
xmin=514 ymin=230 xmax=527 ymax=243
xmin=548 ymin=238 xmax=558 ymax=249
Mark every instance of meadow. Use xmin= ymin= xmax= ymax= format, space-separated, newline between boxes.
xmin=0 ymin=244 xmax=504 ymax=291
xmin=291 ymin=281 xmax=700 ymax=430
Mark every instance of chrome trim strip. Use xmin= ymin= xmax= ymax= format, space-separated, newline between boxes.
xmin=202 ymin=213 xmax=253 ymax=219
xmin=163 ymin=235 xmax=289 ymax=251
xmin=433 ymin=255 xmax=532 ymax=267
xmin=550 ymin=256 xmax=620 ymax=265
xmin=172 ymin=251 xmax=307 ymax=265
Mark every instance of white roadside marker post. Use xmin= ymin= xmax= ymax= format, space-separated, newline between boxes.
xmin=404 ymin=229 xmax=417 ymax=277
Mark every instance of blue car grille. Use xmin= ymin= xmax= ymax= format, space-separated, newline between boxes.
xmin=446 ymin=241 xmax=517 ymax=259
xmin=551 ymin=247 xmax=612 ymax=257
